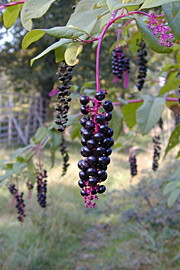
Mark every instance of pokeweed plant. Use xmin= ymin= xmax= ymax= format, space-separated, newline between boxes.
xmin=0 ymin=0 xmax=180 ymax=213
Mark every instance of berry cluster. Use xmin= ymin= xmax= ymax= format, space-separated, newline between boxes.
xmin=60 ymin=135 xmax=70 ymax=176
xmin=36 ymin=170 xmax=47 ymax=208
xmin=147 ymin=13 xmax=173 ymax=47
xmin=27 ymin=181 xmax=33 ymax=191
xmin=129 ymin=153 xmax=138 ymax=177
xmin=174 ymin=110 xmax=180 ymax=126
xmin=78 ymin=90 xmax=114 ymax=208
xmin=55 ymin=61 xmax=73 ymax=132
xmin=136 ymin=40 xmax=148 ymax=91
xmin=112 ymin=47 xmax=130 ymax=87
xmin=8 ymin=184 xmax=26 ymax=222
xmin=152 ymin=136 xmax=161 ymax=171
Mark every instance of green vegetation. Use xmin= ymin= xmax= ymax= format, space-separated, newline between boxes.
xmin=0 ymin=142 xmax=179 ymax=270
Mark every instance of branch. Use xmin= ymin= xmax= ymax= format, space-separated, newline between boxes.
xmin=0 ymin=1 xmax=25 ymax=10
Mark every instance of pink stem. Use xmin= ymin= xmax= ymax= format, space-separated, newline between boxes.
xmin=116 ymin=20 xmax=132 ymax=47
xmin=0 ymin=1 xmax=25 ymax=10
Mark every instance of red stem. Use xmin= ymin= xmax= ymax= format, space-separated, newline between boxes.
xmin=0 ymin=1 xmax=25 ymax=10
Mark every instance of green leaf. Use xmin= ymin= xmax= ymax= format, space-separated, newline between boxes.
xmin=177 ymin=50 xmax=180 ymax=66
xmin=164 ymin=181 xmax=179 ymax=196
xmin=136 ymin=95 xmax=165 ymax=135
xmin=21 ymin=0 xmax=56 ymax=31
xmin=122 ymin=102 xmax=142 ymax=128
xmin=3 ymin=2 xmax=23 ymax=29
xmin=164 ymin=123 xmax=180 ymax=158
xmin=163 ymin=3 xmax=180 ymax=42
xmin=22 ymin=27 xmax=84 ymax=50
xmin=106 ymin=0 xmax=144 ymax=12
xmin=13 ymin=162 xmax=26 ymax=175
xmin=136 ymin=19 xmax=173 ymax=54
xmin=66 ymin=114 xmax=80 ymax=127
xmin=176 ymin=150 xmax=180 ymax=159
xmin=65 ymin=43 xmax=83 ymax=66
xmin=55 ymin=46 xmax=66 ymax=63
xmin=109 ymin=109 xmax=123 ymax=141
xmin=31 ymin=39 xmax=71 ymax=66
xmin=160 ymin=70 xmax=180 ymax=95
xmin=167 ymin=189 xmax=180 ymax=207
xmin=22 ymin=30 xmax=45 ymax=50
xmin=48 ymin=129 xmax=62 ymax=150
xmin=70 ymin=121 xmax=81 ymax=140
xmin=0 ymin=170 xmax=14 ymax=182
xmin=34 ymin=126 xmax=48 ymax=144
xmin=141 ymin=0 xmax=180 ymax=9
xmin=27 ymin=160 xmax=36 ymax=184
xmin=67 ymin=0 xmax=109 ymax=34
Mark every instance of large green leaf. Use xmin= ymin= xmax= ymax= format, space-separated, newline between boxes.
xmin=160 ymin=70 xmax=180 ymax=95
xmin=21 ymin=0 xmax=56 ymax=31
xmin=141 ymin=0 xmax=180 ymax=9
xmin=122 ymin=102 xmax=142 ymax=129
xmin=163 ymin=3 xmax=180 ymax=42
xmin=34 ymin=126 xmax=48 ymax=144
xmin=109 ymin=109 xmax=123 ymax=141
xmin=136 ymin=95 xmax=165 ymax=135
xmin=136 ymin=19 xmax=173 ymax=54
xmin=167 ymin=189 xmax=180 ymax=207
xmin=22 ymin=27 xmax=84 ymax=50
xmin=3 ymin=2 xmax=23 ymax=29
xmin=106 ymin=0 xmax=144 ymax=12
xmin=164 ymin=123 xmax=180 ymax=158
xmin=67 ymin=0 xmax=109 ymax=34
xmin=31 ymin=39 xmax=71 ymax=66
xmin=27 ymin=160 xmax=37 ymax=184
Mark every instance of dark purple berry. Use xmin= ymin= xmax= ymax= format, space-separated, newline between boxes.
xmin=95 ymin=91 xmax=105 ymax=101
xmin=86 ymin=139 xmax=97 ymax=149
xmin=85 ymin=120 xmax=95 ymax=130
xmin=89 ymin=177 xmax=98 ymax=187
xmin=81 ymin=147 xmax=92 ymax=157
xmin=104 ymin=112 xmax=112 ymax=121
xmin=78 ymin=179 xmax=85 ymax=188
xmin=79 ymin=171 xmax=89 ymax=180
xmin=103 ymin=100 xmax=113 ymax=112
xmin=81 ymin=189 xmax=88 ymax=196
xmin=87 ymin=156 xmax=97 ymax=165
xmin=81 ymin=105 xmax=89 ymax=115
xmin=98 ymin=185 xmax=106 ymax=194
xmin=80 ymin=95 xmax=89 ymax=105
xmin=87 ymin=168 xmax=97 ymax=176
xmin=96 ymin=114 xmax=105 ymax=124
xmin=94 ymin=132 xmax=104 ymax=142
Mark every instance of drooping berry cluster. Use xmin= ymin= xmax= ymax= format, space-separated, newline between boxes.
xmin=27 ymin=181 xmax=33 ymax=191
xmin=8 ymin=184 xmax=26 ymax=222
xmin=60 ymin=135 xmax=70 ymax=176
xmin=136 ymin=39 xmax=148 ymax=91
xmin=152 ymin=135 xmax=161 ymax=171
xmin=174 ymin=110 xmax=180 ymax=126
xmin=112 ymin=47 xmax=130 ymax=87
xmin=36 ymin=169 xmax=47 ymax=208
xmin=78 ymin=90 xmax=114 ymax=208
xmin=129 ymin=153 xmax=138 ymax=177
xmin=55 ymin=61 xmax=73 ymax=132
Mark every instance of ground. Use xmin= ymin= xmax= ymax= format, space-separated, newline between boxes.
xmin=0 ymin=136 xmax=179 ymax=270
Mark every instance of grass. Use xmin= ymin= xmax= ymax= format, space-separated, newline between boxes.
xmin=0 ymin=139 xmax=180 ymax=270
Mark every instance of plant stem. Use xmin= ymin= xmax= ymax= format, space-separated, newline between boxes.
xmin=0 ymin=1 xmax=25 ymax=10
